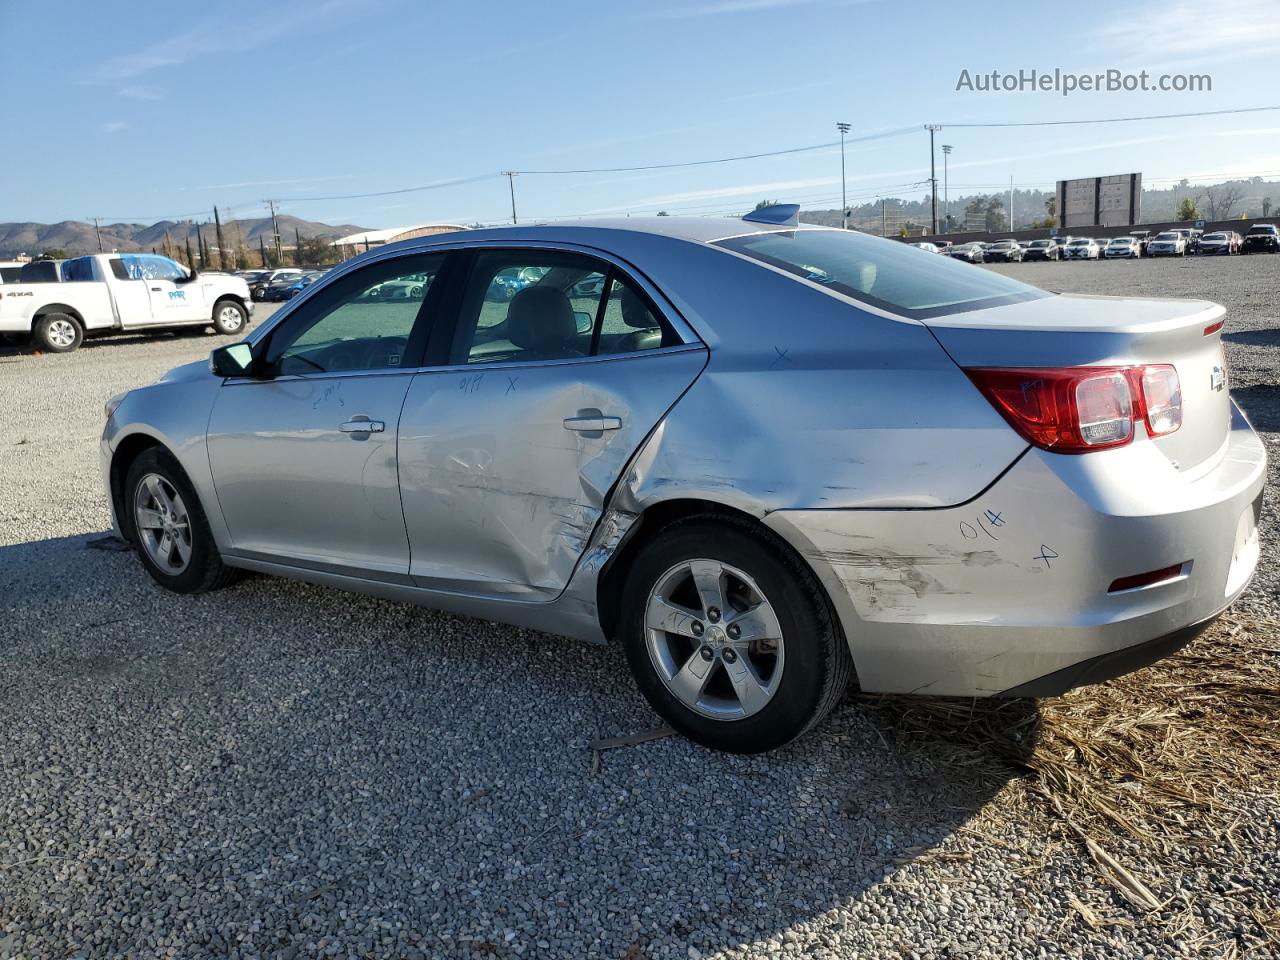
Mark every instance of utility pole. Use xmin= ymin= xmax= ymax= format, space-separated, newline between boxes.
xmin=836 ymin=122 xmax=851 ymax=229
xmin=926 ymin=125 xmax=942 ymax=235
xmin=265 ymin=199 xmax=282 ymax=265
xmin=1009 ymin=176 xmax=1014 ymax=232
xmin=941 ymin=145 xmax=952 ymax=233
xmin=502 ymin=172 xmax=519 ymax=224
xmin=92 ymin=217 xmax=104 ymax=252
xmin=880 ymin=198 xmax=887 ymax=237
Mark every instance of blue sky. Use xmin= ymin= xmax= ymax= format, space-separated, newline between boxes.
xmin=3 ymin=0 xmax=1279 ymax=228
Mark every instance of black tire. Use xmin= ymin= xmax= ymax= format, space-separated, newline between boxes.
xmin=124 ymin=447 xmax=240 ymax=594
xmin=212 ymin=299 xmax=248 ymax=336
xmin=620 ymin=517 xmax=853 ymax=753
xmin=34 ymin=313 xmax=83 ymax=353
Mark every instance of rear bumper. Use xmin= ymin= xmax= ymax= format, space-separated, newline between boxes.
xmin=767 ymin=403 xmax=1266 ymax=697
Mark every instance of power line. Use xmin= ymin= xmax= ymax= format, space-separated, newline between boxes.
xmin=511 ymin=127 xmax=919 ymax=175
xmin=936 ymin=104 xmax=1280 ymax=129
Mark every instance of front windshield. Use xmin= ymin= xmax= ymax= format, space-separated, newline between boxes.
xmin=1156 ymin=233 xmax=1179 ymax=240
xmin=715 ymin=229 xmax=1048 ymax=319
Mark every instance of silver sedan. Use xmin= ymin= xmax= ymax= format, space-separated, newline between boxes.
xmin=102 ymin=207 xmax=1265 ymax=752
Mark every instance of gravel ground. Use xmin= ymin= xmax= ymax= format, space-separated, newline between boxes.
xmin=1 ymin=259 xmax=1277 ymax=960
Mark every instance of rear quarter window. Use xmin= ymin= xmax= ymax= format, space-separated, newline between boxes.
xmin=715 ymin=229 xmax=1047 ymax=319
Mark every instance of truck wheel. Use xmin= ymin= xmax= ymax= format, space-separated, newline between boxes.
xmin=212 ymin=300 xmax=248 ymax=336
xmin=35 ymin=313 xmax=83 ymax=353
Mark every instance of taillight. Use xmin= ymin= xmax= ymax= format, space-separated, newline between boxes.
xmin=965 ymin=365 xmax=1182 ymax=454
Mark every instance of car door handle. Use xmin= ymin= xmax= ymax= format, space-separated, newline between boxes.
xmin=340 ymin=418 xmax=385 ymax=433
xmin=563 ymin=414 xmax=622 ymax=432
xmin=150 ymin=286 xmax=162 ymax=292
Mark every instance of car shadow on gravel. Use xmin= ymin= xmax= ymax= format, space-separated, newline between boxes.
xmin=1224 ymin=329 xmax=1280 ymax=349
xmin=0 ymin=531 xmax=1038 ymax=959
xmin=1233 ymin=384 xmax=1280 ymax=432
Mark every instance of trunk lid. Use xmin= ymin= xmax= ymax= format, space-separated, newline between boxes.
xmin=925 ymin=293 xmax=1231 ymax=471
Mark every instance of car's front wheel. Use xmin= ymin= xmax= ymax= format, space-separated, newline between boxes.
xmin=212 ymin=300 xmax=248 ymax=335
xmin=620 ymin=518 xmax=853 ymax=753
xmin=125 ymin=447 xmax=240 ymax=594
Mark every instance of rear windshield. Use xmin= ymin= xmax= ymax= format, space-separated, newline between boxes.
xmin=1155 ymin=232 xmax=1179 ymax=240
xmin=1248 ymin=225 xmax=1276 ymax=234
xmin=714 ymin=229 xmax=1047 ymax=319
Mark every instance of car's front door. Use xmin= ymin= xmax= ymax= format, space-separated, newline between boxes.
xmin=397 ymin=248 xmax=706 ymax=599
xmin=206 ymin=251 xmax=450 ymax=579
xmin=133 ymin=255 xmax=203 ymax=324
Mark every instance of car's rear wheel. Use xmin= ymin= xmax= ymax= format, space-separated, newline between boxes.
xmin=125 ymin=447 xmax=240 ymax=594
xmin=35 ymin=313 xmax=83 ymax=353
xmin=620 ymin=518 xmax=852 ymax=753
xmin=213 ymin=300 xmax=248 ymax=335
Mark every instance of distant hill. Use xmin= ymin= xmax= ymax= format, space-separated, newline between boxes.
xmin=0 ymin=215 xmax=368 ymax=259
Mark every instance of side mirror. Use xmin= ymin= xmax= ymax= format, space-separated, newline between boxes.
xmin=574 ymin=310 xmax=593 ymax=335
xmin=210 ymin=342 xmax=257 ymax=378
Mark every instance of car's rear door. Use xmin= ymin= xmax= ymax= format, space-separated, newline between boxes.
xmin=206 ymin=251 xmax=452 ymax=579
xmin=397 ymin=246 xmax=706 ymax=600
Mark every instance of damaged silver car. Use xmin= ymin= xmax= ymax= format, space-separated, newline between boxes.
xmin=102 ymin=206 xmax=1265 ymax=752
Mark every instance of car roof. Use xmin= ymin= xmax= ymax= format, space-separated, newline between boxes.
xmin=381 ymin=216 xmax=838 ymax=254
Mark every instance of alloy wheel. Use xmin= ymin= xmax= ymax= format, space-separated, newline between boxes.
xmin=644 ymin=559 xmax=785 ymax=720
xmin=47 ymin=319 xmax=77 ymax=348
xmin=133 ymin=473 xmax=193 ymax=575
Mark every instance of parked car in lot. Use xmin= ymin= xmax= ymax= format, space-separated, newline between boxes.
xmin=0 ymin=253 xmax=251 ymax=352
xmin=1062 ymin=238 xmax=1101 ymax=260
xmin=101 ymin=209 xmax=1265 ymax=753
xmin=283 ymin=271 xmax=325 ymax=300
xmin=1147 ymin=231 xmax=1188 ymax=257
xmin=1104 ymin=236 xmax=1142 ymax=259
xmin=947 ymin=242 xmax=985 ymax=263
xmin=1242 ymin=223 xmax=1280 ymax=254
xmin=1023 ymin=239 xmax=1061 ymax=262
xmin=249 ymin=269 xmax=304 ymax=301
xmin=910 ymin=242 xmax=940 ymax=254
xmin=982 ymin=239 xmax=1023 ymax=263
xmin=1197 ymin=232 xmax=1240 ymax=255
xmin=1128 ymin=230 xmax=1153 ymax=255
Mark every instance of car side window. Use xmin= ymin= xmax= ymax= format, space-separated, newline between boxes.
xmin=451 ymin=251 xmax=603 ymax=365
xmin=449 ymin=250 xmax=678 ymax=365
xmin=266 ymin=253 xmax=446 ymax=376
xmin=595 ymin=276 xmax=669 ymax=356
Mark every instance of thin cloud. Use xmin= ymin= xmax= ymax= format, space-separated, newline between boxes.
xmin=646 ymin=0 xmax=850 ymax=18
xmin=118 ymin=84 xmax=163 ymax=101
xmin=1093 ymin=0 xmax=1280 ymax=68
xmin=87 ymin=0 xmax=388 ymax=85
xmin=200 ymin=174 xmax=356 ymax=191
xmin=101 ymin=121 xmax=129 ymax=134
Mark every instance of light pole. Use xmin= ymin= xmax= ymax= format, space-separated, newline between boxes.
xmin=502 ymin=171 xmax=519 ymax=224
xmin=836 ymin=121 xmax=850 ymax=229
xmin=941 ymin=145 xmax=951 ymax=234
xmin=925 ymin=124 xmax=942 ymax=235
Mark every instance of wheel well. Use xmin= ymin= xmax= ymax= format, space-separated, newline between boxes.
xmin=109 ymin=434 xmax=165 ymax=542
xmin=33 ymin=304 xmax=85 ymax=327
xmin=595 ymin=498 xmax=845 ymax=650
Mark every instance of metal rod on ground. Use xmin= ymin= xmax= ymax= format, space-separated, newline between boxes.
xmin=503 ymin=172 xmax=519 ymax=224
xmin=837 ymin=122 xmax=850 ymax=230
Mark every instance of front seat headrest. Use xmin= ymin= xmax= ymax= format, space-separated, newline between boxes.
xmin=506 ymin=286 xmax=578 ymax=353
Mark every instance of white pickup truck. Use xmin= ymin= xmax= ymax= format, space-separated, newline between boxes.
xmin=0 ymin=253 xmax=253 ymax=353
